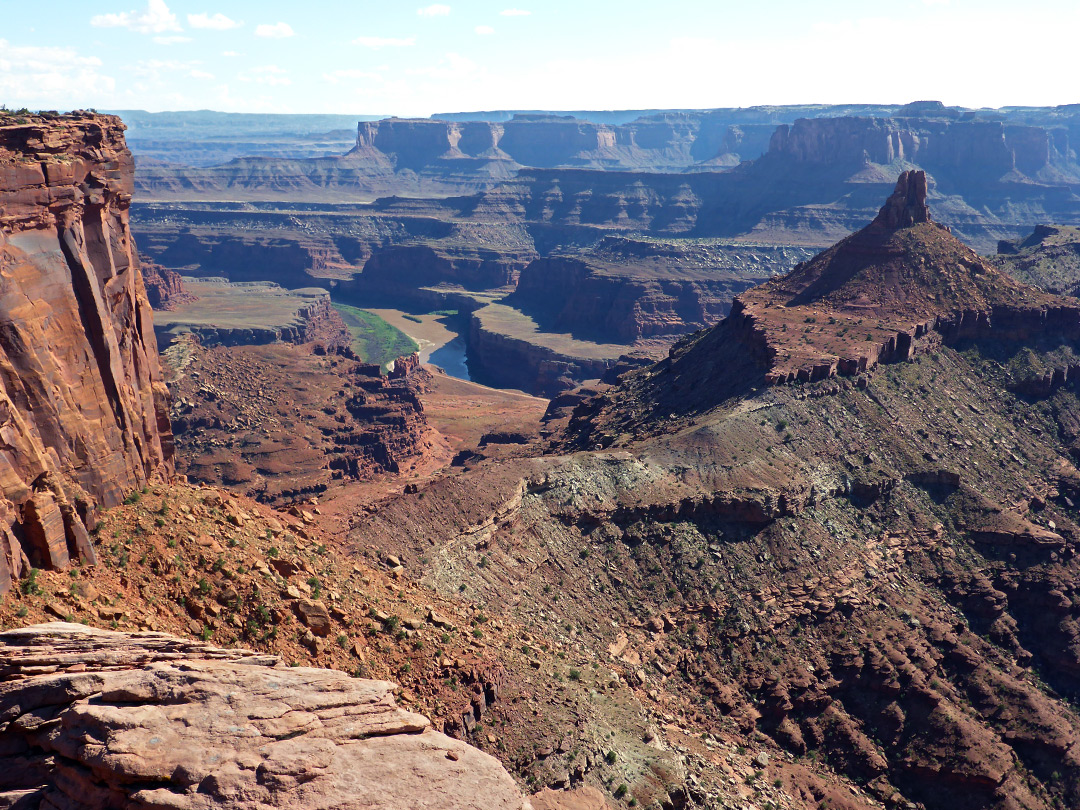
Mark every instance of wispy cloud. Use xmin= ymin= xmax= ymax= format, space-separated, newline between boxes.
xmin=239 ymin=64 xmax=291 ymax=86
xmin=474 ymin=25 xmax=495 ymax=35
xmin=254 ymin=22 xmax=294 ymax=38
xmin=188 ymin=12 xmax=243 ymax=30
xmin=91 ymin=0 xmax=181 ymax=34
xmin=499 ymin=8 xmax=530 ymax=15
xmin=0 ymin=39 xmax=115 ymax=104
xmin=131 ymin=58 xmax=212 ymax=82
xmin=222 ymin=50 xmax=240 ymax=57
xmin=353 ymin=36 xmax=416 ymax=48
xmin=417 ymin=4 xmax=451 ymax=16
xmin=153 ymin=35 xmax=192 ymax=45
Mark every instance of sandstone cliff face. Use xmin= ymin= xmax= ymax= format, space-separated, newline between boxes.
xmin=0 ymin=622 xmax=529 ymax=810
xmin=141 ymin=261 xmax=193 ymax=310
xmin=767 ymin=116 xmax=1070 ymax=184
xmin=359 ymin=243 xmax=530 ymax=293
xmin=0 ymin=113 xmax=173 ymax=592
xmin=506 ymin=238 xmax=809 ymax=344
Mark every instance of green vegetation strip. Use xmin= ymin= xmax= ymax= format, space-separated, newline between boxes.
xmin=332 ymin=304 xmax=419 ymax=369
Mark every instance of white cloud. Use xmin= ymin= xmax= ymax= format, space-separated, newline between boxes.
xmin=153 ymin=35 xmax=192 ymax=44
xmin=132 ymin=58 xmax=194 ymax=78
xmin=222 ymin=50 xmax=240 ymax=57
xmin=353 ymin=36 xmax=416 ymax=48
xmin=189 ymin=69 xmax=214 ymax=80
xmin=0 ymin=39 xmax=115 ymax=106
xmin=499 ymin=8 xmax=530 ymax=15
xmin=188 ymin=12 xmax=243 ymax=30
xmin=239 ymin=64 xmax=291 ymax=86
xmin=254 ymin=22 xmax=294 ymax=38
xmin=91 ymin=0 xmax=181 ymax=34
xmin=475 ymin=25 xmax=495 ymax=35
xmin=417 ymin=4 xmax=451 ymax=16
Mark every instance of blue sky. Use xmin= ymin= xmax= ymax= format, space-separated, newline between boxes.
xmin=1 ymin=0 xmax=1076 ymax=115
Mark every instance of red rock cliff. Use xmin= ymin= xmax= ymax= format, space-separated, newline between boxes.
xmin=0 ymin=112 xmax=173 ymax=591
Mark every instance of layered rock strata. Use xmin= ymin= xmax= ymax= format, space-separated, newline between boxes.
xmin=0 ymin=113 xmax=173 ymax=592
xmin=467 ymin=305 xmax=633 ymax=397
xmin=705 ymin=171 xmax=1077 ymax=386
xmin=505 ymin=238 xmax=808 ymax=343
xmin=141 ymin=261 xmax=195 ymax=310
xmin=153 ymin=279 xmax=352 ymax=350
xmin=0 ymin=622 xmax=529 ymax=809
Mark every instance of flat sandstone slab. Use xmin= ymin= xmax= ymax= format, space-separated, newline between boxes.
xmin=0 ymin=622 xmax=529 ymax=810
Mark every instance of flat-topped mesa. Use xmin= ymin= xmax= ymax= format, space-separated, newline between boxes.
xmin=872 ymin=169 xmax=933 ymax=229
xmin=0 ymin=112 xmax=173 ymax=592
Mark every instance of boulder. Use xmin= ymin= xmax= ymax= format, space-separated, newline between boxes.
xmin=295 ymin=599 xmax=332 ymax=636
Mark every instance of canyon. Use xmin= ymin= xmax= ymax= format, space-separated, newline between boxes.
xmin=0 ymin=113 xmax=557 ymax=810
xmin=343 ymin=176 xmax=1080 ymax=809
xmin=127 ymin=103 xmax=1080 ymax=395
xmin=6 ymin=106 xmax=1080 ymax=810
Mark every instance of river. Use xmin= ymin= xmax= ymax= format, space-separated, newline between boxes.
xmin=364 ymin=308 xmax=471 ymax=382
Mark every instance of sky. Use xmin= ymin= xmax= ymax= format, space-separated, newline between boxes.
xmin=0 ymin=0 xmax=1077 ymax=116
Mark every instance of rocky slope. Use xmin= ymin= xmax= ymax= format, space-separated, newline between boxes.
xmin=342 ymin=174 xmax=1080 ymax=810
xmin=0 ymin=622 xmax=530 ymax=809
xmin=0 ymin=112 xmax=173 ymax=593
xmin=676 ymin=171 xmax=1068 ymax=388
xmin=995 ymin=223 xmax=1080 ymax=296
xmin=0 ymin=479 xmax=645 ymax=810
xmin=168 ymin=339 xmax=431 ymax=503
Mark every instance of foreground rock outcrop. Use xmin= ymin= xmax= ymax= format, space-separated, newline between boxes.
xmin=0 ymin=622 xmax=529 ymax=809
xmin=0 ymin=113 xmax=173 ymax=592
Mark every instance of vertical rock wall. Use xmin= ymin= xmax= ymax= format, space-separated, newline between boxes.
xmin=0 ymin=113 xmax=173 ymax=591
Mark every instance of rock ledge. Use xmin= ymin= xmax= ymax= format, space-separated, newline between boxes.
xmin=0 ymin=622 xmax=528 ymax=809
